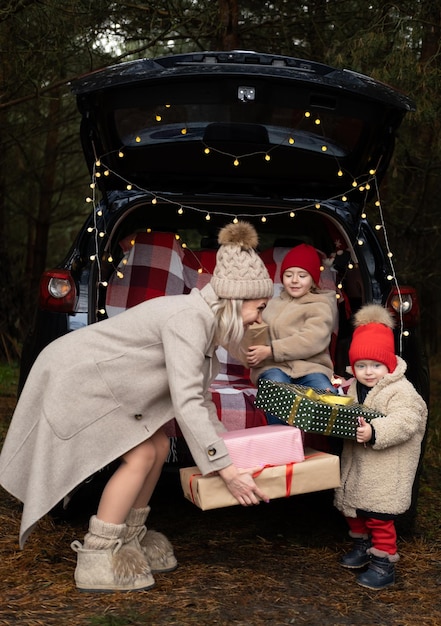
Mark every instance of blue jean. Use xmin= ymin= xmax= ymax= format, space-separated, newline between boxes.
xmin=258 ymin=368 xmax=336 ymax=425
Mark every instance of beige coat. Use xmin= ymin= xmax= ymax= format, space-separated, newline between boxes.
xmin=250 ymin=288 xmax=338 ymax=385
xmin=0 ymin=285 xmax=231 ymax=547
xmin=334 ymin=356 xmax=427 ymax=518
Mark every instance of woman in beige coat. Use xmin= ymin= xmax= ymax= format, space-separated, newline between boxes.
xmin=0 ymin=221 xmax=273 ymax=593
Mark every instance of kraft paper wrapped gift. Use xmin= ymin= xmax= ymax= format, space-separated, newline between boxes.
xmin=255 ymin=379 xmax=384 ymax=440
xmin=220 ymin=424 xmax=304 ymax=467
xmin=180 ymin=448 xmax=340 ymax=510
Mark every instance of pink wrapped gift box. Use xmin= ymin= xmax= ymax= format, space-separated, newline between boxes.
xmin=220 ymin=424 xmax=304 ymax=467
xmin=180 ymin=448 xmax=340 ymax=510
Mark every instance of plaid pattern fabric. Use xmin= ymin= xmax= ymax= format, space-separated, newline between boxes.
xmin=106 ymin=232 xmax=341 ymax=437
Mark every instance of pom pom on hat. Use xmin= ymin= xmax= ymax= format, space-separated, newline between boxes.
xmin=349 ymin=304 xmax=397 ymax=372
xmin=210 ymin=221 xmax=273 ymax=300
xmin=280 ymin=243 xmax=321 ymax=285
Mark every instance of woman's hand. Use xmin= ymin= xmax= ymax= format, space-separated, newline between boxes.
xmin=356 ymin=416 xmax=372 ymax=445
xmin=246 ymin=344 xmax=272 ymax=368
xmin=218 ymin=464 xmax=270 ymax=506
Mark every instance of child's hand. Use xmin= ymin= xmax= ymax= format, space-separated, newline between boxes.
xmin=356 ymin=416 xmax=372 ymax=445
xmin=246 ymin=345 xmax=272 ymax=367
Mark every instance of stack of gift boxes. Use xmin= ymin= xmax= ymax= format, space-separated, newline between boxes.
xmin=180 ymin=379 xmax=384 ymax=510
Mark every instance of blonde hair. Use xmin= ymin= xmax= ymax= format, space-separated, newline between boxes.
xmin=210 ymin=298 xmax=244 ymax=358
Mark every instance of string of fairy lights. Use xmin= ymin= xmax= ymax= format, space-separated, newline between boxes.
xmin=83 ymin=109 xmax=409 ymax=348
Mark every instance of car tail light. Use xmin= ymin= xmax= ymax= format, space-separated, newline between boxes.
xmin=39 ymin=269 xmax=77 ymax=312
xmin=386 ymin=286 xmax=420 ymax=327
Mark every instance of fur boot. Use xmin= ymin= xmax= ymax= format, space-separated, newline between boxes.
xmin=125 ymin=506 xmax=178 ymax=573
xmin=356 ymin=548 xmax=399 ymax=590
xmin=340 ymin=532 xmax=372 ymax=569
xmin=71 ymin=515 xmax=155 ymax=592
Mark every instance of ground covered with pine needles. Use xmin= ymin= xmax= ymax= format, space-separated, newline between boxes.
xmin=1 ymin=365 xmax=441 ymax=626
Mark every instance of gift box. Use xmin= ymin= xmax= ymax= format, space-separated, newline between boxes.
xmin=180 ymin=448 xmax=340 ymax=510
xmin=255 ymin=379 xmax=384 ymax=440
xmin=220 ymin=424 xmax=304 ymax=467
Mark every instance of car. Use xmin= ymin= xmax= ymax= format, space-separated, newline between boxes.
xmin=19 ymin=51 xmax=429 ymax=487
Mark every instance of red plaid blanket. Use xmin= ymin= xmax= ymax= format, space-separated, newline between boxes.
xmin=105 ymin=231 xmax=342 ymax=437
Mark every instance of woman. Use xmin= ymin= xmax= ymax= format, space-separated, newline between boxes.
xmin=0 ymin=221 xmax=273 ymax=592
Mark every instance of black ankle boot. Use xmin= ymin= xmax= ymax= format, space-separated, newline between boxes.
xmin=340 ymin=537 xmax=372 ymax=569
xmin=356 ymin=555 xmax=395 ymax=590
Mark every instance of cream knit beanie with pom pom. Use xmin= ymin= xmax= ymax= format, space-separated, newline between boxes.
xmin=210 ymin=221 xmax=273 ymax=300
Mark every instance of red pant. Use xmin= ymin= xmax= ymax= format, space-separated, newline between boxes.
xmin=345 ymin=515 xmax=397 ymax=554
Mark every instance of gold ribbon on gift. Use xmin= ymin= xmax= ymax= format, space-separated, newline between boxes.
xmin=287 ymin=386 xmax=353 ymax=432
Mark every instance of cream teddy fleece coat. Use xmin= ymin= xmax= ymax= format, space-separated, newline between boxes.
xmin=334 ymin=356 xmax=427 ymax=518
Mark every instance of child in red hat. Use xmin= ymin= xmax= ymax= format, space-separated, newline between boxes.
xmin=334 ymin=304 xmax=427 ymax=590
xmin=243 ymin=243 xmax=339 ymax=420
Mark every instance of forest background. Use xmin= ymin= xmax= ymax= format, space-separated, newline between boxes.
xmin=0 ymin=0 xmax=440 ymax=361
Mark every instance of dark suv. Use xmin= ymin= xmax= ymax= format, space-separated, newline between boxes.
xmin=20 ymin=51 xmax=429 ymax=448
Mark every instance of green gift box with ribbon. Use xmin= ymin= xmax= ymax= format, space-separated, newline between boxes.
xmin=255 ymin=378 xmax=384 ymax=439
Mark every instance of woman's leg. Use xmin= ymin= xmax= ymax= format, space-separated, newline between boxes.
xmin=97 ymin=428 xmax=170 ymax=524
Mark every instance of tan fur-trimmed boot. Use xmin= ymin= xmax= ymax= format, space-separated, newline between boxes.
xmin=125 ymin=506 xmax=178 ymax=573
xmin=71 ymin=515 xmax=155 ymax=592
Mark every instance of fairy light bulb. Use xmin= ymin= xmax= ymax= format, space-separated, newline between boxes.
xmin=387 ymin=252 xmax=393 ymax=258
xmin=337 ymin=170 xmax=343 ymax=177
xmin=290 ymin=211 xmax=295 ymax=218
xmin=403 ymin=330 xmax=410 ymax=337
xmin=95 ymin=160 xmax=101 ymax=167
xmin=288 ymin=137 xmax=295 ymax=144
xmin=90 ymin=182 xmax=95 ymax=189
xmin=375 ymin=224 xmax=382 ymax=230
xmin=357 ymin=239 xmax=364 ymax=246
xmin=101 ymin=281 xmax=108 ymax=288
xmin=233 ymin=217 xmax=238 ymax=224
xmin=387 ymin=274 xmax=393 ymax=281
xmin=315 ymin=203 xmax=320 ymax=209
xmin=86 ymin=197 xmax=93 ymax=203
xmin=151 ymin=198 xmax=157 ymax=204
xmin=197 ymin=268 xmax=203 ymax=274
xmin=108 ymin=255 xmax=113 ymax=263
xmin=99 ymin=231 xmax=105 ymax=238
xmin=117 ymin=271 xmax=124 ymax=279
xmin=359 ymin=186 xmax=365 ymax=192
xmin=305 ymin=111 xmax=311 ymax=118
xmin=135 ymin=136 xmax=141 ymax=143
xmin=156 ymin=115 xmax=162 ymax=122
xmin=97 ymin=210 xmax=103 ymax=217
xmin=181 ymin=128 xmax=187 ymax=135
xmin=375 ymin=200 xmax=380 ymax=207
xmin=314 ymin=118 xmax=321 ymax=125
xmin=90 ymin=255 xmax=96 ymax=261
xmin=118 ymin=151 xmax=124 ymax=158
xmin=348 ymin=262 xmax=354 ymax=270
xmin=205 ymin=213 xmax=211 ymax=221
xmin=165 ymin=104 xmax=171 ymax=108
xmin=264 ymin=154 xmax=271 ymax=161
xmin=204 ymin=148 xmax=210 ymax=154
xmin=98 ymin=308 xmax=106 ymax=315
xmin=233 ymin=158 xmax=239 ymax=166
xmin=95 ymin=172 xmax=101 ymax=178
xmin=369 ymin=169 xmax=376 ymax=175
xmin=342 ymin=195 xmax=347 ymax=202
xmin=87 ymin=227 xmax=94 ymax=233
xmin=104 ymin=170 xmax=110 ymax=176
xmin=321 ymin=145 xmax=328 ymax=152
xmin=337 ymin=282 xmax=343 ymax=290
xmin=175 ymin=234 xmax=180 ymax=241
xmin=178 ymin=207 xmax=184 ymax=215
xmin=261 ymin=216 xmax=267 ymax=223
xmin=365 ymin=183 xmax=371 ymax=190
xmin=352 ymin=180 xmax=358 ymax=187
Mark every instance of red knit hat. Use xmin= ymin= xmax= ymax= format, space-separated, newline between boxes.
xmin=280 ymin=244 xmax=321 ymax=285
xmin=348 ymin=304 xmax=397 ymax=372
